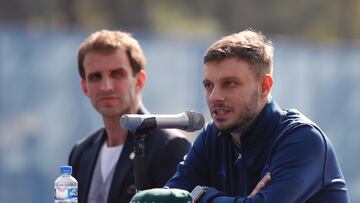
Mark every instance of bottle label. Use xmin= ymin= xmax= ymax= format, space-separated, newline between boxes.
xmin=55 ymin=186 xmax=78 ymax=200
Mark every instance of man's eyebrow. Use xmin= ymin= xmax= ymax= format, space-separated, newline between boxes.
xmin=221 ymin=76 xmax=239 ymax=81
xmin=87 ymin=67 xmax=125 ymax=74
xmin=112 ymin=67 xmax=126 ymax=71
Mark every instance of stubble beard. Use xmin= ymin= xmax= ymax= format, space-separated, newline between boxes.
xmin=221 ymin=88 xmax=261 ymax=133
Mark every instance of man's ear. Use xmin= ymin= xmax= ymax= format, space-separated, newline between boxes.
xmin=260 ymin=74 xmax=273 ymax=97
xmin=81 ymin=79 xmax=89 ymax=97
xmin=135 ymin=70 xmax=147 ymax=92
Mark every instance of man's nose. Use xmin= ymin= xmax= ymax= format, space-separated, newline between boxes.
xmin=100 ymin=78 xmax=114 ymax=91
xmin=208 ymin=86 xmax=224 ymax=102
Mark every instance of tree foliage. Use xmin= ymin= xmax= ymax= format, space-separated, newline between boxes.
xmin=0 ymin=0 xmax=359 ymax=41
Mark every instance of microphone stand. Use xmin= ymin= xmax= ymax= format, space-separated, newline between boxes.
xmin=130 ymin=117 xmax=157 ymax=192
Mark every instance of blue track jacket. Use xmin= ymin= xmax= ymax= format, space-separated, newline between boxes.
xmin=166 ymin=99 xmax=349 ymax=203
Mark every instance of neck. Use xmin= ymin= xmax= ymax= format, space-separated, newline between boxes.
xmin=103 ymin=116 xmax=128 ymax=147
xmin=102 ymin=101 xmax=142 ymax=147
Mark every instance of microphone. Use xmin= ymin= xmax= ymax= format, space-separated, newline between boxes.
xmin=120 ymin=111 xmax=205 ymax=132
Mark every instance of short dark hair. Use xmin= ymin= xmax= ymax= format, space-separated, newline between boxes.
xmin=77 ymin=30 xmax=146 ymax=80
xmin=204 ymin=28 xmax=273 ymax=78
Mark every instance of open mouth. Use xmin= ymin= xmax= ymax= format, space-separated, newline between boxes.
xmin=211 ymin=108 xmax=232 ymax=119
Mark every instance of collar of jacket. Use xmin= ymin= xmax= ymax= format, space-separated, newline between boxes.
xmin=218 ymin=98 xmax=283 ymax=150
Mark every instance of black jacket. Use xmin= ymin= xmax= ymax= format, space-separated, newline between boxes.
xmin=68 ymin=108 xmax=191 ymax=203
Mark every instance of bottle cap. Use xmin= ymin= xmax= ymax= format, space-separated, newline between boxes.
xmin=60 ymin=165 xmax=72 ymax=174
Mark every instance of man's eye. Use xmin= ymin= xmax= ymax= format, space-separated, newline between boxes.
xmin=224 ymin=81 xmax=236 ymax=88
xmin=112 ymin=70 xmax=126 ymax=79
xmin=203 ymin=82 xmax=213 ymax=90
xmin=88 ymin=73 xmax=101 ymax=81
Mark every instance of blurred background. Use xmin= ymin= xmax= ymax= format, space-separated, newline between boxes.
xmin=1 ymin=0 xmax=359 ymax=202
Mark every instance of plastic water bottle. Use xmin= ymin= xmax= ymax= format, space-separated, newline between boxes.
xmin=54 ymin=165 xmax=78 ymax=203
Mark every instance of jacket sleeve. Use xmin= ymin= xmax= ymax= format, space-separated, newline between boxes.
xmin=151 ymin=133 xmax=192 ymax=188
xmin=68 ymin=145 xmax=76 ymax=166
xmin=68 ymin=144 xmax=80 ymax=178
xmin=165 ymin=127 xmax=211 ymax=192
xmin=197 ymin=126 xmax=348 ymax=203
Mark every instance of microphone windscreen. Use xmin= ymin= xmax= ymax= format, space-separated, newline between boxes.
xmin=185 ymin=111 xmax=205 ymax=132
xmin=120 ymin=115 xmax=142 ymax=130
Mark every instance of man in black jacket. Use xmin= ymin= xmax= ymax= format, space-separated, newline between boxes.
xmin=68 ymin=30 xmax=191 ymax=203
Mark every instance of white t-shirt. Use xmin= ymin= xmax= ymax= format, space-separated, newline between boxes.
xmin=99 ymin=142 xmax=123 ymax=181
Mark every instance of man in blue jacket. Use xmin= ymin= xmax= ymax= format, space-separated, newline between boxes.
xmin=166 ymin=29 xmax=349 ymax=202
